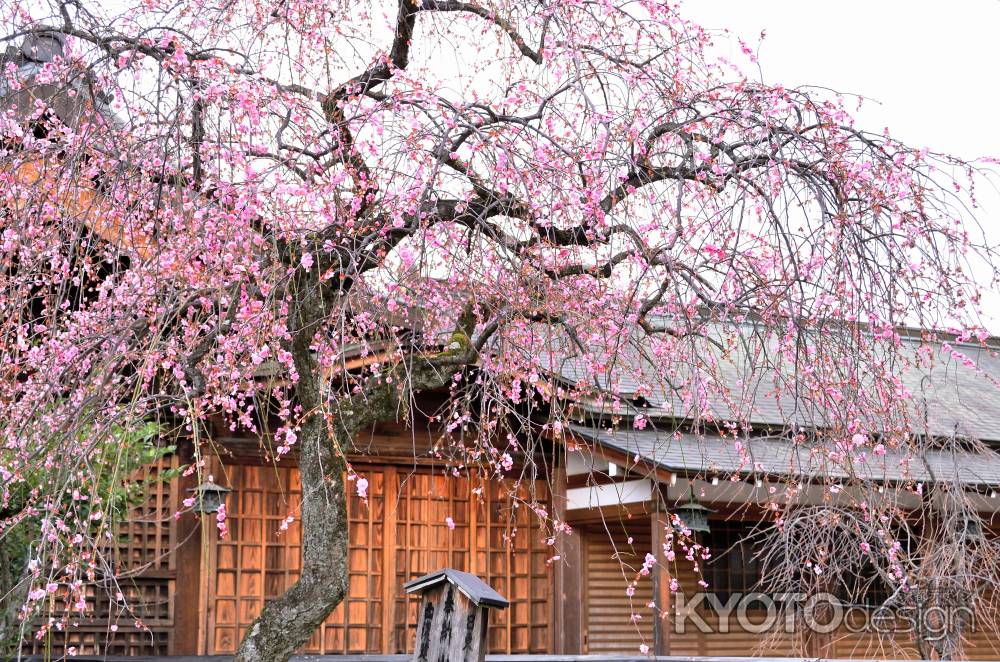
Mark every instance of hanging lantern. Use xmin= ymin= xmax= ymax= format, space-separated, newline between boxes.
xmin=957 ymin=512 xmax=984 ymax=540
xmin=20 ymin=32 xmax=65 ymax=63
xmin=188 ymin=480 xmax=231 ymax=514
xmin=674 ymin=487 xmax=712 ymax=535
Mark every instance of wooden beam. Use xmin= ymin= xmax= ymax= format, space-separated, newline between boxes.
xmin=550 ymin=465 xmax=583 ymax=654
xmin=382 ymin=466 xmax=399 ymax=653
xmin=651 ymin=503 xmax=672 ymax=656
xmin=197 ymin=454 xmax=224 ymax=655
xmin=559 ymin=431 xmax=676 ymax=485
xmin=551 ymin=466 xmax=564 ymax=654
xmin=172 ymin=440 xmax=203 ymax=655
xmin=563 ymin=500 xmax=653 ymax=525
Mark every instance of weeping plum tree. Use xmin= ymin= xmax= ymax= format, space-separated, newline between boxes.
xmin=1 ymin=0 xmax=998 ymax=659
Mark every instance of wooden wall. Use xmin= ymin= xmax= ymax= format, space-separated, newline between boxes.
xmin=663 ymin=538 xmax=798 ymax=658
xmin=27 ymin=422 xmax=1000 ymax=661
xmin=203 ymin=461 xmax=551 ymax=655
xmin=572 ymin=512 xmax=1000 ymax=661
xmin=581 ymin=525 xmax=654 ymax=654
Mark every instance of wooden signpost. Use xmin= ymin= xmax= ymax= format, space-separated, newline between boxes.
xmin=403 ymin=568 xmax=509 ymax=662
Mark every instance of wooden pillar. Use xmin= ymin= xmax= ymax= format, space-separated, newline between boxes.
xmin=551 ymin=465 xmax=583 ymax=653
xmin=652 ymin=501 xmax=672 ymax=656
xmin=803 ymin=595 xmax=835 ymax=657
xmin=171 ymin=439 xmax=202 ymax=655
xmin=382 ymin=465 xmax=399 ymax=652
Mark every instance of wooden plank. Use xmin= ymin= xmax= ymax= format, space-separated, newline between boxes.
xmin=582 ymin=525 xmax=654 ymax=655
xmin=551 ymin=465 xmax=565 ymax=655
xmin=469 ymin=472 xmax=480 ymax=577
xmin=580 ymin=531 xmax=589 ymax=653
xmin=197 ymin=453 xmax=222 ymax=655
xmin=651 ymin=508 xmax=671 ymax=656
xmin=382 ymin=465 xmax=398 ymax=653
xmin=173 ymin=441 xmax=203 ymax=655
xmin=411 ymin=584 xmax=491 ymax=662
xmin=559 ymin=531 xmax=583 ymax=654
xmin=551 ymin=465 xmax=583 ymax=654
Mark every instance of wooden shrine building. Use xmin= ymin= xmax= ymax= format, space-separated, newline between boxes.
xmin=28 ymin=327 xmax=1000 ymax=660
xmin=7 ymin=31 xmax=1000 ymax=662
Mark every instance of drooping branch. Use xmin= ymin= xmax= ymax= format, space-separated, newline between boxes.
xmin=422 ymin=0 xmax=544 ymax=64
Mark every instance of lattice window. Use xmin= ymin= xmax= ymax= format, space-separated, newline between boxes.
xmin=210 ymin=463 xmax=303 ymax=653
xmin=312 ymin=468 xmax=385 ymax=653
xmin=27 ymin=625 xmax=171 ymax=658
xmin=113 ymin=455 xmax=179 ymax=573
xmin=703 ymin=520 xmax=762 ymax=601
xmin=26 ymin=455 xmax=179 ymax=656
xmin=391 ymin=471 xmax=474 ymax=652
xmin=209 ymin=464 xmax=387 ymax=655
xmin=478 ymin=478 xmax=550 ymax=654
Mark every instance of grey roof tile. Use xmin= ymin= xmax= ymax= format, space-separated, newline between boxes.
xmin=569 ymin=424 xmax=1000 ymax=487
xmin=544 ymin=324 xmax=1000 ymax=442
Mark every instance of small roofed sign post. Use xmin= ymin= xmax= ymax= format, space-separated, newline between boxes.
xmin=404 ymin=568 xmax=509 ymax=662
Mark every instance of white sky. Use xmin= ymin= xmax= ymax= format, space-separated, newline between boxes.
xmin=680 ymin=0 xmax=1000 ymax=330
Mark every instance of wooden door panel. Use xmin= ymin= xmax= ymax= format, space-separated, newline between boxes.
xmin=205 ymin=463 xmax=550 ymax=655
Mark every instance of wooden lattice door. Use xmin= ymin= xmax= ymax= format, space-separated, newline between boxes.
xmin=205 ymin=462 xmax=551 ymax=655
xmin=206 ymin=463 xmax=386 ymax=654
xmin=389 ymin=471 xmax=551 ymax=653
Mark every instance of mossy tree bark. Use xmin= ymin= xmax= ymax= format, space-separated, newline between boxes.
xmin=234 ymin=273 xmax=464 ymax=662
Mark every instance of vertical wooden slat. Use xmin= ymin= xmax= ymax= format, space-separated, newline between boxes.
xmin=198 ymin=511 xmax=213 ymax=655
xmin=582 ymin=523 xmax=654 ymax=654
xmin=201 ymin=462 xmax=548 ymax=656
xmin=551 ymin=465 xmax=583 ymax=653
xmin=503 ymin=486 xmax=513 ymax=654
xmin=581 ymin=531 xmax=590 ymax=653
xmin=561 ymin=529 xmax=583 ymax=653
xmin=469 ymin=475 xmax=479 ymax=577
xmin=198 ymin=453 xmax=224 ymax=655
xmin=381 ymin=466 xmax=398 ymax=653
xmin=551 ymin=465 xmax=564 ymax=654
xmin=173 ymin=441 xmax=203 ymax=655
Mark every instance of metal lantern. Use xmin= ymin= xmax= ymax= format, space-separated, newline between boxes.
xmin=958 ymin=512 xmax=984 ymax=540
xmin=674 ymin=488 xmax=712 ymax=535
xmin=20 ymin=32 xmax=65 ymax=63
xmin=188 ymin=480 xmax=231 ymax=514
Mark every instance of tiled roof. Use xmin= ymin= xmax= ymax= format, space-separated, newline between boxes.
xmin=569 ymin=423 xmax=1000 ymax=487
xmin=545 ymin=323 xmax=1000 ymax=442
xmin=0 ymin=32 xmax=116 ymax=128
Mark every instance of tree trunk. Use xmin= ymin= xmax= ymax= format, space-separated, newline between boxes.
xmin=234 ymin=277 xmax=352 ymax=662
xmin=233 ymin=273 xmax=466 ymax=661
xmin=233 ymin=413 xmax=351 ymax=661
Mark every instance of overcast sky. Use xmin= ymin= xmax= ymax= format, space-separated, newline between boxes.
xmin=680 ymin=0 xmax=1000 ymax=329
xmin=682 ymin=0 xmax=1000 ymax=162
